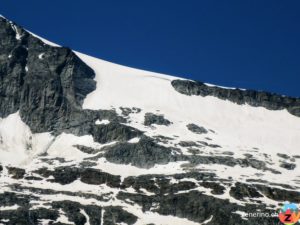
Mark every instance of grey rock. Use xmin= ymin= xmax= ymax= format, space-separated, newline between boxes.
xmin=200 ymin=182 xmax=226 ymax=195
xmin=229 ymin=182 xmax=263 ymax=200
xmin=7 ymin=166 xmax=25 ymax=179
xmin=122 ymin=175 xmax=197 ymax=195
xmin=103 ymin=206 xmax=138 ymax=225
xmin=52 ymin=201 xmax=88 ymax=225
xmin=280 ymin=162 xmax=296 ymax=170
xmin=277 ymin=153 xmax=290 ymax=159
xmin=178 ymin=141 xmax=200 ymax=147
xmin=222 ymin=151 xmax=234 ymax=156
xmin=144 ymin=112 xmax=172 ymax=126
xmin=92 ymin=122 xmax=143 ymax=144
xmin=104 ymin=136 xmax=179 ymax=168
xmin=73 ymin=145 xmax=99 ymax=154
xmin=80 ymin=168 xmax=121 ymax=188
xmin=120 ymin=107 xmax=141 ymax=116
xmin=255 ymin=184 xmax=300 ymax=203
xmin=186 ymin=123 xmax=208 ymax=134
xmin=117 ymin=190 xmax=279 ymax=225
xmin=34 ymin=166 xmax=80 ymax=185
xmin=153 ymin=135 xmax=174 ymax=144
xmin=172 ymin=79 xmax=300 ymax=117
xmin=0 ymin=17 xmax=96 ymax=134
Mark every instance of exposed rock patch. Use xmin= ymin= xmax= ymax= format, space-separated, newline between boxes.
xmin=144 ymin=113 xmax=172 ymax=126
xmin=255 ymin=185 xmax=300 ymax=203
xmin=120 ymin=107 xmax=141 ymax=116
xmin=117 ymin=190 xmax=278 ymax=224
xmin=73 ymin=145 xmax=99 ymax=154
xmin=7 ymin=167 xmax=25 ymax=179
xmin=0 ymin=17 xmax=96 ymax=134
xmin=103 ymin=206 xmax=138 ymax=225
xmin=186 ymin=123 xmax=208 ymax=134
xmin=34 ymin=167 xmax=121 ymax=187
xmin=80 ymin=168 xmax=121 ymax=188
xmin=229 ymin=182 xmax=263 ymax=200
xmin=104 ymin=136 xmax=179 ymax=168
xmin=279 ymin=162 xmax=296 ymax=170
xmin=91 ymin=122 xmax=143 ymax=144
xmin=277 ymin=153 xmax=290 ymax=159
xmin=171 ymin=79 xmax=300 ymax=117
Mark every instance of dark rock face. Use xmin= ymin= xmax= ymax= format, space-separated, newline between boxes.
xmin=277 ymin=153 xmax=290 ymax=159
xmin=117 ymin=191 xmax=279 ymax=225
xmin=186 ymin=123 xmax=208 ymax=134
xmin=80 ymin=168 xmax=121 ymax=187
xmin=53 ymin=201 xmax=137 ymax=225
xmin=187 ymin=155 xmax=277 ymax=173
xmin=122 ymin=174 xmax=198 ymax=195
xmin=0 ymin=16 xmax=132 ymax=142
xmin=0 ymin=192 xmax=31 ymax=208
xmin=255 ymin=185 xmax=300 ymax=203
xmin=0 ymin=17 xmax=96 ymax=134
xmin=279 ymin=162 xmax=296 ymax=170
xmin=103 ymin=206 xmax=138 ymax=225
xmin=171 ymin=79 xmax=300 ymax=117
xmin=0 ymin=207 xmax=59 ymax=225
xmin=230 ymin=182 xmax=263 ymax=200
xmin=35 ymin=167 xmax=121 ymax=187
xmin=73 ymin=144 xmax=99 ymax=154
xmin=52 ymin=201 xmax=88 ymax=225
xmin=35 ymin=166 xmax=80 ymax=185
xmin=0 ymin=192 xmax=51 ymax=225
xmin=92 ymin=122 xmax=143 ymax=144
xmin=200 ymin=182 xmax=225 ymax=195
xmin=104 ymin=136 xmax=178 ymax=168
xmin=0 ymin=191 xmax=137 ymax=225
xmin=7 ymin=166 xmax=25 ymax=179
xmin=144 ymin=113 xmax=171 ymax=126
xmin=178 ymin=141 xmax=200 ymax=147
xmin=120 ymin=107 xmax=141 ymax=117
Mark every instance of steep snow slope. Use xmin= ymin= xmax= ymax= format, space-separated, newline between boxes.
xmin=0 ymin=112 xmax=53 ymax=165
xmin=78 ymin=52 xmax=300 ymax=157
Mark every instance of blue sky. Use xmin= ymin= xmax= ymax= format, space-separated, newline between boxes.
xmin=1 ymin=0 xmax=300 ymax=97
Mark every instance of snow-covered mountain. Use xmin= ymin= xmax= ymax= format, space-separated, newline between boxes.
xmin=0 ymin=15 xmax=299 ymax=225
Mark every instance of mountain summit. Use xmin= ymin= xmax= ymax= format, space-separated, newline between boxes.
xmin=0 ymin=16 xmax=299 ymax=225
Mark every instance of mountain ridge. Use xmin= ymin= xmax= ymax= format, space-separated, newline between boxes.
xmin=0 ymin=15 xmax=299 ymax=225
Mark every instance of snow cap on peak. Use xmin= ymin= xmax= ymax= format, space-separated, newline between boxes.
xmin=0 ymin=15 xmax=9 ymax=22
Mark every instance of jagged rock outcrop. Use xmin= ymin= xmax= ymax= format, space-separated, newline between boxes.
xmin=171 ymin=79 xmax=300 ymax=117
xmin=80 ymin=168 xmax=121 ymax=187
xmin=144 ymin=113 xmax=172 ymax=126
xmin=103 ymin=136 xmax=179 ymax=168
xmin=92 ymin=122 xmax=143 ymax=144
xmin=0 ymin=17 xmax=96 ymax=134
xmin=7 ymin=167 xmax=25 ymax=179
xmin=186 ymin=123 xmax=208 ymax=134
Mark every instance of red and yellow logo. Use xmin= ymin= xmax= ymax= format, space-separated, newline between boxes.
xmin=279 ymin=203 xmax=300 ymax=225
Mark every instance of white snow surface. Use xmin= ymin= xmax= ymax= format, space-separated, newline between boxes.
xmin=95 ymin=119 xmax=110 ymax=125
xmin=77 ymin=52 xmax=300 ymax=157
xmin=0 ymin=112 xmax=53 ymax=166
